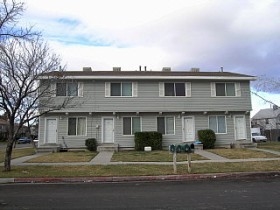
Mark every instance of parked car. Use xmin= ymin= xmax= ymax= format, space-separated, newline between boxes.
xmin=252 ymin=133 xmax=267 ymax=142
xmin=17 ymin=137 xmax=31 ymax=144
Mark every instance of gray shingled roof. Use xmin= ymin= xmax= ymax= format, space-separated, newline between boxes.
xmin=41 ymin=70 xmax=255 ymax=79
xmin=252 ymin=108 xmax=280 ymax=120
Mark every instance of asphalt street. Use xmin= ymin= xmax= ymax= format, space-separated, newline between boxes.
xmin=1 ymin=177 xmax=280 ymax=210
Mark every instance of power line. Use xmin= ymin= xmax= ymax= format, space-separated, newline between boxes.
xmin=251 ymin=91 xmax=279 ymax=108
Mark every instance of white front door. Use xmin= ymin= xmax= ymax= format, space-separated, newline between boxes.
xmin=183 ymin=116 xmax=195 ymax=142
xmin=103 ymin=118 xmax=114 ymax=143
xmin=45 ymin=119 xmax=57 ymax=143
xmin=234 ymin=115 xmax=246 ymax=140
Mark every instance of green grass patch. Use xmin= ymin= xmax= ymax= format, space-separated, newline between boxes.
xmin=26 ymin=151 xmax=98 ymax=163
xmin=257 ymin=141 xmax=280 ymax=152
xmin=0 ymin=148 xmax=36 ymax=163
xmin=1 ymin=160 xmax=280 ymax=178
xmin=111 ymin=150 xmax=207 ymax=162
xmin=207 ymin=148 xmax=279 ymax=159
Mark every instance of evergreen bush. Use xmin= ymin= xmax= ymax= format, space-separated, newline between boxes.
xmin=134 ymin=131 xmax=162 ymax=151
xmin=197 ymin=129 xmax=216 ymax=149
xmin=85 ymin=138 xmax=97 ymax=151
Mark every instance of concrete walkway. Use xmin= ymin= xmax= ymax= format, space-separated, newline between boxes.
xmin=89 ymin=151 xmax=114 ymax=165
xmin=2 ymin=147 xmax=280 ymax=167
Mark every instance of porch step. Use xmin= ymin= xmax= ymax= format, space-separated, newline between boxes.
xmin=97 ymin=144 xmax=119 ymax=152
xmin=36 ymin=144 xmax=61 ymax=153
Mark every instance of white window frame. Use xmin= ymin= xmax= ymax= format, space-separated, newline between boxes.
xmin=159 ymin=82 xmax=191 ymax=97
xmin=67 ymin=116 xmax=87 ymax=136
xmin=122 ymin=116 xmax=142 ymax=136
xmin=105 ymin=82 xmax=138 ymax=97
xmin=208 ymin=115 xmax=227 ymax=134
xmin=54 ymin=82 xmax=83 ymax=97
xmin=157 ymin=116 xmax=175 ymax=135
xmin=211 ymin=82 xmax=241 ymax=97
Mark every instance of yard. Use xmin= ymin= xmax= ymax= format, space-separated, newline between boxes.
xmin=1 ymin=142 xmax=280 ymax=178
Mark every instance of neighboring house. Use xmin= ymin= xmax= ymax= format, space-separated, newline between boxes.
xmin=0 ymin=118 xmax=8 ymax=140
xmin=251 ymin=106 xmax=280 ymax=141
xmin=38 ymin=68 xmax=256 ymax=150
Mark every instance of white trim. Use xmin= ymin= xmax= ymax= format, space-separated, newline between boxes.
xmin=182 ymin=116 xmax=195 ymax=142
xmin=105 ymin=82 xmax=110 ymax=97
xmin=122 ymin=116 xmax=142 ymax=136
xmin=208 ymin=115 xmax=227 ymax=134
xmin=235 ymin=82 xmax=241 ymax=97
xmin=44 ymin=118 xmax=58 ymax=144
xmin=211 ymin=82 xmax=241 ymax=97
xmin=159 ymin=116 xmax=175 ymax=135
xmin=78 ymin=82 xmax=84 ymax=97
xmin=67 ymin=116 xmax=87 ymax=136
xmin=185 ymin=82 xmax=192 ymax=97
xmin=132 ymin=82 xmax=138 ymax=97
xmin=101 ymin=117 xmax=115 ymax=143
xmin=233 ymin=115 xmax=247 ymax=140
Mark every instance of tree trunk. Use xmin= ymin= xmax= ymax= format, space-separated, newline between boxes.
xmin=4 ymin=122 xmax=15 ymax=172
xmin=4 ymin=138 xmax=14 ymax=171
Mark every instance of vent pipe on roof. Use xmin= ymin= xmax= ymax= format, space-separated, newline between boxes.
xmin=162 ymin=67 xmax=171 ymax=72
xmin=83 ymin=67 xmax=92 ymax=71
xmin=144 ymin=66 xmax=147 ymax=71
xmin=139 ymin=65 xmax=141 ymax=71
xmin=190 ymin=68 xmax=200 ymax=72
xmin=221 ymin=66 xmax=224 ymax=72
xmin=113 ymin=67 xmax=121 ymax=71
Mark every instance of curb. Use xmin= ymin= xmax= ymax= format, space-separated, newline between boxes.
xmin=1 ymin=171 xmax=280 ymax=184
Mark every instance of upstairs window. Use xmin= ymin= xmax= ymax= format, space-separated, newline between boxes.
xmin=159 ymin=82 xmax=191 ymax=97
xmin=165 ymin=83 xmax=185 ymax=96
xmin=157 ymin=116 xmax=175 ymax=135
xmin=105 ymin=82 xmax=138 ymax=97
xmin=55 ymin=82 xmax=83 ymax=97
xmin=111 ymin=82 xmax=132 ymax=96
xmin=211 ymin=82 xmax=240 ymax=97
xmin=123 ymin=117 xmax=141 ymax=135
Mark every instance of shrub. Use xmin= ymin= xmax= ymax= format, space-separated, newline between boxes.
xmin=197 ymin=129 xmax=216 ymax=149
xmin=85 ymin=138 xmax=97 ymax=151
xmin=134 ymin=131 xmax=162 ymax=151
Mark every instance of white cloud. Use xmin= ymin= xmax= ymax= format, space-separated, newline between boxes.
xmin=21 ymin=0 xmax=280 ymax=114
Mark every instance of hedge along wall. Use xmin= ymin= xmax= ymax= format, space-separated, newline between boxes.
xmin=134 ymin=131 xmax=162 ymax=151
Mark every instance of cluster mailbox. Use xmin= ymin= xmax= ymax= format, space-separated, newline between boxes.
xmin=169 ymin=143 xmax=195 ymax=153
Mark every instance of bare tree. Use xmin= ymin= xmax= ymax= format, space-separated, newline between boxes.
xmin=0 ymin=0 xmax=39 ymax=41
xmin=253 ymin=75 xmax=280 ymax=94
xmin=0 ymin=37 xmax=68 ymax=171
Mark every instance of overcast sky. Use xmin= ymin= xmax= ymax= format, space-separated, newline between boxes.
xmin=22 ymin=0 xmax=280 ymax=115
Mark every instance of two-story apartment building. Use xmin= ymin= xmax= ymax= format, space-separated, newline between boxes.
xmin=38 ymin=68 xmax=256 ymax=150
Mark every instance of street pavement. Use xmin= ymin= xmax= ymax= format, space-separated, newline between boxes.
xmin=1 ymin=145 xmax=280 ymax=184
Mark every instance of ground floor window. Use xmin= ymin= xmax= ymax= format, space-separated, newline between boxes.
xmin=123 ymin=117 xmax=141 ymax=135
xmin=209 ymin=115 xmax=226 ymax=134
xmin=157 ymin=116 xmax=175 ymax=135
xmin=68 ymin=117 xmax=86 ymax=135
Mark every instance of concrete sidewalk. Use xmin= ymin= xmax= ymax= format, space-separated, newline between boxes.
xmin=2 ymin=147 xmax=280 ymax=167
xmin=1 ymin=148 xmax=280 ymax=184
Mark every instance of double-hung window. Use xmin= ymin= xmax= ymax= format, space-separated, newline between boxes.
xmin=211 ymin=82 xmax=240 ymax=97
xmin=111 ymin=82 xmax=132 ymax=96
xmin=209 ymin=116 xmax=226 ymax=134
xmin=68 ymin=117 xmax=86 ymax=136
xmin=55 ymin=82 xmax=83 ymax=97
xmin=157 ymin=116 xmax=175 ymax=135
xmin=159 ymin=82 xmax=191 ymax=97
xmin=123 ymin=117 xmax=141 ymax=135
xmin=105 ymin=82 xmax=137 ymax=97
